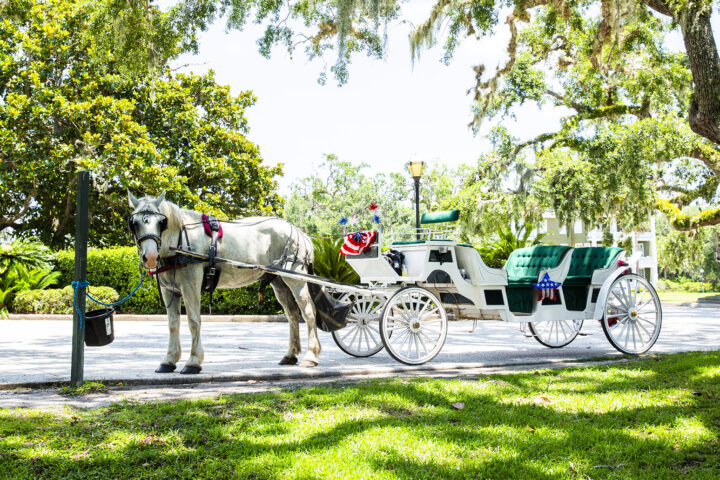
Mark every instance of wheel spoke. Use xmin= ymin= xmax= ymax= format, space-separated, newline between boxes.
xmin=417 ymin=331 xmax=429 ymax=354
xmin=341 ymin=325 xmax=359 ymax=342
xmin=635 ymin=319 xmax=652 ymax=340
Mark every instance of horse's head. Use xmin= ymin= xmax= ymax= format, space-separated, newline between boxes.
xmin=128 ymin=190 xmax=168 ymax=269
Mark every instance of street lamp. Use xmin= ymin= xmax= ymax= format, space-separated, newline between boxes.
xmin=408 ymin=161 xmax=425 ymax=240
xmin=701 ymin=268 xmax=705 ymax=293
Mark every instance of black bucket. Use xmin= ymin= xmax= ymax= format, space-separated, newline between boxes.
xmin=84 ymin=308 xmax=115 ymax=347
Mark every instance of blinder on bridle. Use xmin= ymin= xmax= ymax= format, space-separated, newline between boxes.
xmin=128 ymin=210 xmax=169 ymax=248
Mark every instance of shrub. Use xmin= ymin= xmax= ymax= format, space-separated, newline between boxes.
xmin=54 ymin=247 xmax=281 ymax=314
xmin=656 ymin=277 xmax=715 ymax=293
xmin=14 ymin=286 xmax=119 ymax=314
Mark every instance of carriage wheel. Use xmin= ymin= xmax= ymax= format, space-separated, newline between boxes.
xmin=601 ymin=274 xmax=662 ymax=355
xmin=528 ymin=319 xmax=583 ymax=348
xmin=331 ymin=293 xmax=385 ymax=357
xmin=379 ymin=287 xmax=447 ymax=365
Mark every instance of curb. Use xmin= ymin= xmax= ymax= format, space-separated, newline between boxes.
xmin=0 ymin=356 xmax=639 ymax=391
xmin=662 ymin=301 xmax=720 ymax=309
xmin=5 ymin=314 xmax=288 ymax=322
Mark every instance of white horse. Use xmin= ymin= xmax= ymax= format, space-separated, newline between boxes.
xmin=127 ymin=191 xmax=322 ymax=373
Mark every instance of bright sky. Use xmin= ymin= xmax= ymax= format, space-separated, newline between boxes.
xmin=173 ymin=2 xmax=574 ymax=192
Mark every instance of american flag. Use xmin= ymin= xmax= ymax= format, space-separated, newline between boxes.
xmin=340 ymin=230 xmax=377 ymax=256
xmin=532 ymin=272 xmax=562 ymax=301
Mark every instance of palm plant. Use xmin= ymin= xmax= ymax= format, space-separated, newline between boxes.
xmin=0 ymin=238 xmax=60 ymax=317
xmin=0 ymin=238 xmax=54 ymax=275
xmin=478 ymin=223 xmax=547 ymax=268
xmin=312 ymin=238 xmax=360 ymax=284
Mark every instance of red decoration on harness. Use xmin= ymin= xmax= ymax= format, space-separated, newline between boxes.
xmin=201 ymin=214 xmax=223 ymax=238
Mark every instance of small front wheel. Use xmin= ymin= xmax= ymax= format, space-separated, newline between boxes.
xmin=601 ymin=274 xmax=662 ymax=354
xmin=331 ymin=293 xmax=385 ymax=357
xmin=528 ymin=319 xmax=583 ymax=348
xmin=380 ymin=287 xmax=447 ymax=365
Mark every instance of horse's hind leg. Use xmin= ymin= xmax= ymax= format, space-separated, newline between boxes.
xmin=270 ymin=278 xmax=302 ymax=365
xmin=157 ymin=287 xmax=181 ymax=373
xmin=179 ymin=268 xmax=204 ymax=374
xmin=282 ymin=278 xmax=321 ymax=368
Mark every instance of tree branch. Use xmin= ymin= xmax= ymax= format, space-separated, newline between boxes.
xmin=657 ymin=198 xmax=720 ymax=230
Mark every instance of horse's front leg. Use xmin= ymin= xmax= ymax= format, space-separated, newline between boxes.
xmin=156 ymin=287 xmax=181 ymax=373
xmin=179 ymin=268 xmax=204 ymax=374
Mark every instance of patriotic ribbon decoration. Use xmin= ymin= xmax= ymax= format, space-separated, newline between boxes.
xmin=338 ymin=202 xmax=382 ymax=228
xmin=340 ymin=230 xmax=377 ymax=256
xmin=532 ymin=272 xmax=562 ymax=301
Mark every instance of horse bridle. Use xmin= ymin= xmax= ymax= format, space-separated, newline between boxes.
xmin=128 ymin=210 xmax=168 ymax=248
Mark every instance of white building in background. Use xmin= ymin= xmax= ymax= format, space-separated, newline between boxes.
xmin=533 ymin=212 xmax=659 ymax=284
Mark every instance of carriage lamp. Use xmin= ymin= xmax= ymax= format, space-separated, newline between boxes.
xmin=408 ymin=161 xmax=425 ymax=240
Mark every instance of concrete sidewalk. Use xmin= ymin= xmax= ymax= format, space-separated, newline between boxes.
xmin=1 ymin=304 xmax=719 ymax=389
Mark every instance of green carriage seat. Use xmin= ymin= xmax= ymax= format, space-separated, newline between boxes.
xmin=505 ymin=245 xmax=573 ymax=314
xmin=392 ymin=209 xmax=460 ymax=245
xmin=563 ymin=247 xmax=624 ymax=311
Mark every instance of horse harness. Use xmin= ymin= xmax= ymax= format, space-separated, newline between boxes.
xmin=129 ymin=211 xmax=350 ymax=331
xmin=129 ymin=211 xmax=309 ymax=309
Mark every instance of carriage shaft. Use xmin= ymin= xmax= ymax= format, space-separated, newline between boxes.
xmin=168 ymin=247 xmax=387 ymax=297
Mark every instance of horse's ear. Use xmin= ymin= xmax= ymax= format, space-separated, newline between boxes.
xmin=128 ymin=190 xmax=140 ymax=208
xmin=154 ymin=191 xmax=166 ymax=207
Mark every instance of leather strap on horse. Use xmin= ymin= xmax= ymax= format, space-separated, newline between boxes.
xmin=201 ymin=215 xmax=222 ymax=303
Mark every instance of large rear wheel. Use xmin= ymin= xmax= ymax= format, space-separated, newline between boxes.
xmin=601 ymin=274 xmax=662 ymax=354
xmin=379 ymin=287 xmax=447 ymax=365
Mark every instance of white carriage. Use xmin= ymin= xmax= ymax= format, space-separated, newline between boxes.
xmin=332 ymin=210 xmax=662 ymax=365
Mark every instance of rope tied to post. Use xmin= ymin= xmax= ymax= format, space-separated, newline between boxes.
xmin=71 ymin=271 xmax=148 ymax=329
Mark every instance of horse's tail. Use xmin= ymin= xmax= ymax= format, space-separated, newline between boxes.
xmin=257 ymin=272 xmax=275 ymax=306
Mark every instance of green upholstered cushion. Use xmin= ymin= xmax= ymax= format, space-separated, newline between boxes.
xmin=504 ymin=245 xmax=571 ymax=314
xmin=564 ymin=286 xmax=588 ymax=311
xmin=391 ymin=239 xmax=456 ymax=245
xmin=420 ymin=210 xmax=460 ymax=224
xmin=505 ymin=245 xmax=573 ymax=286
xmin=506 ymin=286 xmax=535 ymax=314
xmin=564 ymin=247 xmax=623 ymax=286
xmin=457 ymin=243 xmax=474 ymax=248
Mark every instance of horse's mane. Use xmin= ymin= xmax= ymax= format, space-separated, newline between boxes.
xmin=159 ymin=200 xmax=203 ymax=232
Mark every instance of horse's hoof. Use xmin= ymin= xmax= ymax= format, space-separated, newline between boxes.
xmin=299 ymin=359 xmax=318 ymax=368
xmin=155 ymin=363 xmax=176 ymax=373
xmin=180 ymin=366 xmax=202 ymax=374
xmin=279 ymin=356 xmax=298 ymax=366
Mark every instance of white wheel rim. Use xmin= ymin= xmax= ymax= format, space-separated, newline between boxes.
xmin=604 ymin=275 xmax=661 ymax=354
xmin=332 ymin=294 xmax=384 ymax=356
xmin=530 ymin=319 xmax=582 ymax=347
xmin=381 ymin=288 xmax=447 ymax=364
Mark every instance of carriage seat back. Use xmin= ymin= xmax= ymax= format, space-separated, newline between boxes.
xmin=564 ymin=247 xmax=624 ymax=286
xmin=505 ymin=245 xmax=573 ymax=286
xmin=504 ymin=245 xmax=572 ymax=314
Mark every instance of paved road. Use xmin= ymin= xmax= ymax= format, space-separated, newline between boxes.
xmin=0 ymin=305 xmax=717 ymax=388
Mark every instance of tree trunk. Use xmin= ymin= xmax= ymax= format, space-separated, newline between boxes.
xmin=679 ymin=6 xmax=720 ymax=144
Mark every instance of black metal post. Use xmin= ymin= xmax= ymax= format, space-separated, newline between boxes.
xmin=70 ymin=170 xmax=89 ymax=387
xmin=414 ymin=177 xmax=421 ymax=240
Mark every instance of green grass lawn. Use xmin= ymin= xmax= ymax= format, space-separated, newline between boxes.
xmin=658 ymin=292 xmax=720 ymax=304
xmin=2 ymin=352 xmax=719 ymax=479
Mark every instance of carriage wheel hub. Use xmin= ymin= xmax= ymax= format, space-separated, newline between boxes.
xmin=409 ymin=318 xmax=421 ymax=332
xmin=630 ymin=309 xmax=638 ymax=318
